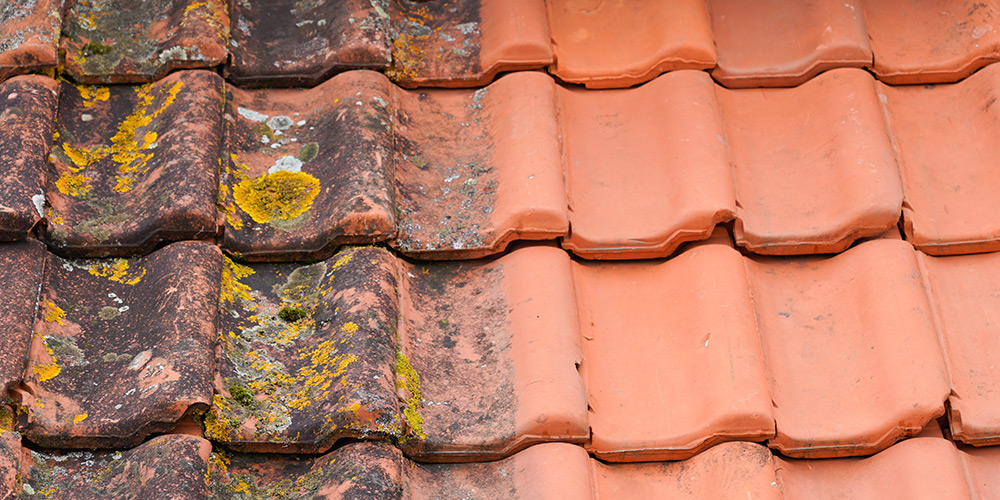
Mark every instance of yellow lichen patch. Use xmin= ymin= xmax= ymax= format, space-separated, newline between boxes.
xmin=0 ymin=406 xmax=12 ymax=431
xmin=203 ymin=395 xmax=237 ymax=441
xmin=55 ymin=172 xmax=91 ymax=197
xmin=113 ymin=176 xmax=134 ymax=193
xmin=221 ymin=256 xmax=256 ymax=306
xmin=233 ymin=171 xmax=320 ymax=224
xmin=34 ymin=360 xmax=61 ymax=382
xmin=395 ymin=350 xmax=427 ymax=440
xmin=77 ymin=83 xmax=109 ymax=108
xmin=329 ymin=250 xmax=354 ymax=272
xmin=73 ymin=413 xmax=88 ymax=424
xmin=341 ymin=322 xmax=358 ymax=333
xmin=271 ymin=318 xmax=314 ymax=346
xmin=63 ymin=143 xmax=104 ymax=168
xmin=42 ymin=300 xmax=66 ymax=325
xmin=87 ymin=259 xmax=145 ymax=285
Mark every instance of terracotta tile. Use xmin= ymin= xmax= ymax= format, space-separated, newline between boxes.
xmin=391 ymin=71 xmax=567 ymax=259
xmin=17 ymin=241 xmax=221 ymax=449
xmin=881 ymin=64 xmax=1000 ymax=255
xmin=775 ymin=437 xmax=972 ymax=498
xmin=0 ymin=241 xmax=46 ymax=400
xmin=959 ymin=444 xmax=1000 ymax=498
xmin=0 ymin=0 xmax=60 ymax=80
xmin=747 ymin=239 xmax=950 ymax=458
xmin=226 ymin=0 xmax=391 ymax=87
xmin=720 ymin=68 xmax=903 ymax=255
xmin=221 ymin=72 xmax=396 ymax=261
xmin=387 ymin=0 xmax=551 ymax=88
xmin=44 ymin=71 xmax=223 ymax=257
xmin=547 ymin=0 xmax=715 ymax=89
xmin=208 ymin=247 xmax=403 ymax=453
xmin=865 ymin=0 xmax=1000 ymax=84
xmin=0 ymin=432 xmax=28 ymax=498
xmin=0 ymin=75 xmax=57 ymax=240
xmin=61 ymin=0 xmax=229 ymax=84
xmin=559 ymin=70 xmax=736 ymax=259
xmin=574 ymin=240 xmax=773 ymax=461
xmin=709 ymin=0 xmax=871 ymax=87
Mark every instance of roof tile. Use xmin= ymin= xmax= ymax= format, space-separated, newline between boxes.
xmin=0 ymin=240 xmax=46 ymax=395
xmin=960 ymin=443 xmax=1000 ymax=498
xmin=0 ymin=0 xmax=60 ymax=80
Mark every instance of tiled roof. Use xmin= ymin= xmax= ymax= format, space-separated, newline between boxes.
xmin=3 ymin=0 xmax=1000 ymax=497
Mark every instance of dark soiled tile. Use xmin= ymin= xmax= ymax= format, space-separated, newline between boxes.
xmin=0 ymin=0 xmax=60 ymax=80
xmin=16 ymin=241 xmax=221 ymax=449
xmin=61 ymin=0 xmax=229 ymax=84
xmin=44 ymin=70 xmax=223 ymax=257
xmin=0 ymin=241 xmax=46 ymax=400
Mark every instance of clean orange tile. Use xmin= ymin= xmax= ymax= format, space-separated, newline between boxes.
xmin=747 ymin=239 xmax=950 ymax=458
xmin=709 ymin=0 xmax=871 ymax=87
xmin=560 ymin=70 xmax=736 ymax=259
xmin=719 ymin=68 xmax=903 ymax=254
xmin=547 ymin=0 xmax=715 ymax=88
xmin=960 ymin=444 xmax=1000 ymax=498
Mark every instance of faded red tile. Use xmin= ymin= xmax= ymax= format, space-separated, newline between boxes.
xmin=61 ymin=0 xmax=229 ymax=84
xmin=0 ymin=75 xmax=57 ymax=240
xmin=0 ymin=0 xmax=60 ymax=80
xmin=881 ymin=64 xmax=1000 ymax=255
xmin=387 ymin=0 xmax=551 ymax=88
xmin=547 ymin=0 xmax=715 ymax=88
xmin=719 ymin=68 xmax=902 ymax=255
xmin=221 ymin=71 xmax=395 ymax=261
xmin=574 ymin=240 xmax=773 ymax=461
xmin=44 ymin=71 xmax=223 ymax=257
xmin=709 ymin=0 xmax=871 ymax=87
xmin=559 ymin=70 xmax=735 ymax=259
xmin=0 ymin=241 xmax=46 ymax=400
xmin=866 ymin=0 xmax=1000 ymax=84
xmin=747 ymin=239 xmax=950 ymax=458
xmin=226 ymin=0 xmax=391 ymax=87
xmin=17 ymin=241 xmax=221 ymax=449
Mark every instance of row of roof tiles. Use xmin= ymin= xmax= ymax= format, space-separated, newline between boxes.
xmin=3 ymin=0 xmax=1000 ymax=88
xmin=4 ymin=233 xmax=1000 ymax=461
xmin=5 ymin=431 xmax=1000 ymax=499
xmin=4 ymin=64 xmax=1000 ymax=260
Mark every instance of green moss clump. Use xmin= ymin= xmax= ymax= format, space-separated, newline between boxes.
xmin=83 ymin=42 xmax=112 ymax=55
xmin=297 ymin=142 xmax=319 ymax=162
xmin=229 ymin=385 xmax=257 ymax=407
xmin=277 ymin=306 xmax=307 ymax=323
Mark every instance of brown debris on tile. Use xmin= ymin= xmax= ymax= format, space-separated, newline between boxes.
xmin=60 ymin=0 xmax=229 ymax=84
xmin=0 ymin=241 xmax=46 ymax=402
xmin=226 ymin=0 xmax=391 ymax=87
xmin=17 ymin=241 xmax=221 ymax=449
xmin=44 ymin=70 xmax=224 ymax=257
xmin=0 ymin=0 xmax=60 ymax=80
xmin=0 ymin=75 xmax=58 ymax=241
xmin=221 ymin=71 xmax=395 ymax=261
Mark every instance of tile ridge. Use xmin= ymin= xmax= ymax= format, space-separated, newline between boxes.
xmin=913 ymin=250 xmax=957 ymax=397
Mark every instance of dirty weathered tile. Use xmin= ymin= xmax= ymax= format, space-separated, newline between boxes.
xmin=387 ymin=0 xmax=551 ymax=88
xmin=44 ymin=71 xmax=224 ymax=257
xmin=0 ymin=75 xmax=57 ymax=240
xmin=221 ymin=71 xmax=395 ymax=261
xmin=0 ymin=0 xmax=60 ymax=80
xmin=709 ymin=0 xmax=871 ymax=87
xmin=747 ymin=239 xmax=950 ymax=458
xmin=226 ymin=0 xmax=391 ymax=87
xmin=559 ymin=70 xmax=735 ymax=259
xmin=17 ymin=241 xmax=221 ymax=449
xmin=61 ymin=0 xmax=229 ymax=84
xmin=0 ymin=241 xmax=46 ymax=404
xmin=547 ymin=0 xmax=715 ymax=88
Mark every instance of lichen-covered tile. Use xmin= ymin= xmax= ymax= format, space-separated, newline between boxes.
xmin=559 ymin=70 xmax=736 ymax=259
xmin=0 ymin=432 xmax=29 ymax=499
xmin=387 ymin=0 xmax=551 ymax=88
xmin=719 ymin=68 xmax=903 ymax=255
xmin=397 ymin=245 xmax=588 ymax=461
xmin=0 ymin=76 xmax=57 ymax=240
xmin=547 ymin=0 xmax=715 ymax=89
xmin=17 ymin=241 xmax=221 ymax=449
xmin=0 ymin=241 xmax=46 ymax=408
xmin=208 ymin=247 xmax=403 ymax=453
xmin=221 ymin=71 xmax=395 ymax=261
xmin=61 ymin=0 xmax=229 ymax=84
xmin=0 ymin=0 xmax=60 ymax=80
xmin=709 ymin=0 xmax=871 ymax=87
xmin=44 ymin=71 xmax=224 ymax=257
xmin=226 ymin=0 xmax=391 ymax=87
xmin=747 ymin=239 xmax=950 ymax=458
xmin=391 ymin=71 xmax=567 ymax=259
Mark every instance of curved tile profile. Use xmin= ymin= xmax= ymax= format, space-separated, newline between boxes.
xmin=721 ymin=68 xmax=903 ymax=255
xmin=16 ymin=241 xmax=221 ymax=449
xmin=0 ymin=241 xmax=46 ymax=396
xmin=226 ymin=0 xmax=391 ymax=87
xmin=0 ymin=0 xmax=60 ymax=80
xmin=61 ymin=0 xmax=229 ymax=84
xmin=709 ymin=0 xmax=871 ymax=87
xmin=0 ymin=75 xmax=57 ymax=240
xmin=961 ymin=444 xmax=1000 ymax=498
xmin=222 ymin=71 xmax=396 ymax=261
xmin=747 ymin=239 xmax=950 ymax=458
xmin=387 ymin=0 xmax=551 ymax=88
xmin=44 ymin=71 xmax=224 ymax=257
xmin=881 ymin=64 xmax=1000 ymax=255
xmin=559 ymin=70 xmax=736 ymax=259
xmin=866 ymin=0 xmax=1000 ymax=84
xmin=575 ymin=240 xmax=773 ymax=461
xmin=547 ymin=0 xmax=715 ymax=89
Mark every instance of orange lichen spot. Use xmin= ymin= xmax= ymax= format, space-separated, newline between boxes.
xmin=341 ymin=322 xmax=358 ymax=333
xmin=34 ymin=360 xmax=61 ymax=382
xmin=73 ymin=413 xmax=88 ymax=424
xmin=55 ymin=172 xmax=91 ymax=197
xmin=221 ymin=256 xmax=255 ymax=306
xmin=113 ymin=175 xmax=134 ymax=193
xmin=42 ymin=300 xmax=66 ymax=325
xmin=233 ymin=171 xmax=320 ymax=224
xmin=88 ymin=259 xmax=146 ymax=285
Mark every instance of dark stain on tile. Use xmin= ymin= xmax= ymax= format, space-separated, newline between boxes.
xmin=387 ymin=0 xmax=483 ymax=87
xmin=0 ymin=0 xmax=60 ymax=80
xmin=0 ymin=241 xmax=46 ymax=413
